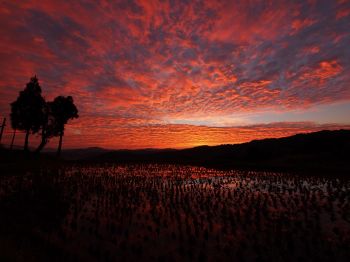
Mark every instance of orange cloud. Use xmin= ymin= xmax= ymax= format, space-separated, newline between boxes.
xmin=0 ymin=0 xmax=350 ymax=149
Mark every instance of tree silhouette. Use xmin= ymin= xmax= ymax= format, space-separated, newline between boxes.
xmin=10 ymin=76 xmax=46 ymax=151
xmin=49 ymin=96 xmax=79 ymax=156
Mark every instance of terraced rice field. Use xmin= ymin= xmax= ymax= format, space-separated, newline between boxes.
xmin=1 ymin=164 xmax=350 ymax=261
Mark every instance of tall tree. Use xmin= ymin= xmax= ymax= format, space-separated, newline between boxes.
xmin=10 ymin=76 xmax=46 ymax=151
xmin=50 ymin=96 xmax=78 ymax=156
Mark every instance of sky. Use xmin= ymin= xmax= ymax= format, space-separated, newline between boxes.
xmin=0 ymin=0 xmax=350 ymax=149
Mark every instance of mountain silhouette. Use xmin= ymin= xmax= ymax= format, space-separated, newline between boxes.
xmin=75 ymin=129 xmax=350 ymax=174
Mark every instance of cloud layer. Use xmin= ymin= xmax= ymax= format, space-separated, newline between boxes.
xmin=0 ymin=0 xmax=349 ymax=148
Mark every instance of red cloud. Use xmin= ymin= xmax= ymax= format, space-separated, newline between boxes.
xmin=0 ymin=0 xmax=349 ymax=149
xmin=336 ymin=8 xmax=350 ymax=19
xmin=290 ymin=18 xmax=316 ymax=34
xmin=298 ymin=60 xmax=342 ymax=86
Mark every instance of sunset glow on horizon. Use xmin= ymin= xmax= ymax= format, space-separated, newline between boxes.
xmin=1 ymin=0 xmax=350 ymax=149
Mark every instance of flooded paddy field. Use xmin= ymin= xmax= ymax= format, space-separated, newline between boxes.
xmin=1 ymin=164 xmax=350 ymax=261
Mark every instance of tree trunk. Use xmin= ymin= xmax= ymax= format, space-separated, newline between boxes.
xmin=35 ymin=138 xmax=47 ymax=153
xmin=10 ymin=129 xmax=16 ymax=150
xmin=24 ymin=129 xmax=30 ymax=151
xmin=0 ymin=118 xmax=6 ymax=144
xmin=57 ymin=131 xmax=63 ymax=157
xmin=35 ymin=129 xmax=48 ymax=153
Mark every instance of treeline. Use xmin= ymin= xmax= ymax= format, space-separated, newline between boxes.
xmin=10 ymin=76 xmax=78 ymax=156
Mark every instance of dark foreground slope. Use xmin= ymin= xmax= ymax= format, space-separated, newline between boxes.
xmin=86 ymin=129 xmax=350 ymax=173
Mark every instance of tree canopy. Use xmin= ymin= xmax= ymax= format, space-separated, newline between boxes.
xmin=10 ymin=76 xmax=79 ymax=154
xmin=10 ymin=76 xmax=46 ymax=151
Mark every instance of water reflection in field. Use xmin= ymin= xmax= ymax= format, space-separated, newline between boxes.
xmin=1 ymin=164 xmax=349 ymax=261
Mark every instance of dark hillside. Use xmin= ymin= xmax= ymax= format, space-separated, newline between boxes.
xmin=88 ymin=129 xmax=350 ymax=173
